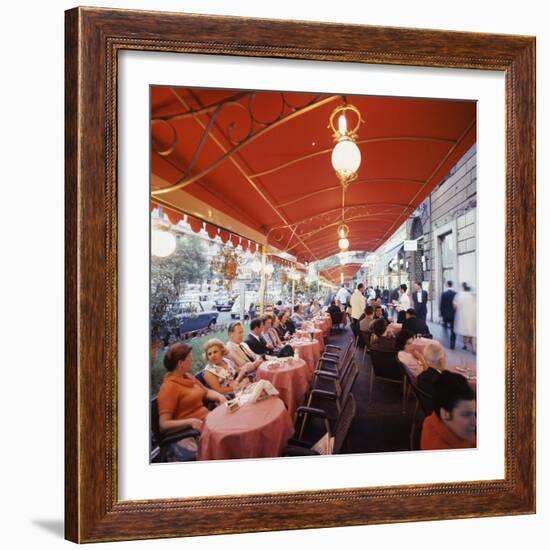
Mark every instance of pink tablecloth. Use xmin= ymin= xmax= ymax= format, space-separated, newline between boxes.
xmin=198 ymin=397 xmax=294 ymax=460
xmin=386 ymin=322 xmax=402 ymax=336
xmin=296 ymin=328 xmax=324 ymax=351
xmin=314 ymin=315 xmax=332 ymax=337
xmin=447 ymin=363 xmax=477 ymax=391
xmin=256 ymin=358 xmax=309 ymax=418
xmin=288 ymin=338 xmax=321 ymax=376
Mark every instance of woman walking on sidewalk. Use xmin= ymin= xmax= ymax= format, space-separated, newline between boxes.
xmin=453 ymin=283 xmax=476 ymax=352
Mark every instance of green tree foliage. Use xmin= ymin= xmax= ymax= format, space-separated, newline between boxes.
xmin=151 ymin=234 xmax=209 ymax=335
xmin=315 ymin=255 xmax=340 ymax=271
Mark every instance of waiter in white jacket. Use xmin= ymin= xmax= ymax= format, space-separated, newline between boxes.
xmin=350 ymin=283 xmax=366 ymax=338
xmin=396 ymin=283 xmax=411 ymax=323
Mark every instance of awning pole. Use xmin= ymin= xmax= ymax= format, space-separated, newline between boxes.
xmin=258 ymin=245 xmax=267 ymax=314
xmin=291 ymin=278 xmax=296 ymax=306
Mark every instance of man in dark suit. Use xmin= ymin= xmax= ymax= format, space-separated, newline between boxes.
xmin=402 ymin=308 xmax=430 ymax=336
xmin=245 ymin=317 xmax=294 ymax=358
xmin=245 ymin=318 xmax=269 ymax=356
xmin=439 ymin=280 xmax=457 ymax=349
xmin=412 ymin=281 xmax=428 ymax=321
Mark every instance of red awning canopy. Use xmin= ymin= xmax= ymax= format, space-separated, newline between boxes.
xmin=151 ymin=87 xmax=475 ymax=262
xmin=320 ymin=263 xmax=363 ymax=285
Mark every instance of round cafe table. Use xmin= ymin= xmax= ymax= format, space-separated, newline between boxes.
xmin=386 ymin=322 xmax=402 ymax=336
xmin=447 ymin=363 xmax=477 ymax=391
xmin=288 ymin=337 xmax=321 ymax=376
xmin=314 ymin=315 xmax=332 ymax=337
xmin=198 ymin=397 xmax=294 ymax=461
xmin=297 ymin=327 xmax=325 ymax=351
xmin=256 ymin=358 xmax=309 ymax=418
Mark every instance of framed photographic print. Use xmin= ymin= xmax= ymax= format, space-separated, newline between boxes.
xmin=65 ymin=6 xmax=535 ymax=543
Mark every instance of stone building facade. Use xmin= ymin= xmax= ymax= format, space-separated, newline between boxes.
xmin=404 ymin=144 xmax=477 ymax=321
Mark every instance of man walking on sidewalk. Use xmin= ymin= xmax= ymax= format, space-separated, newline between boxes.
xmin=439 ymin=280 xmax=457 ymax=350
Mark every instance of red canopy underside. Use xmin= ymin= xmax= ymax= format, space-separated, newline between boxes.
xmin=151 ymin=87 xmax=476 ymax=262
xmin=320 ymin=263 xmax=363 ymax=285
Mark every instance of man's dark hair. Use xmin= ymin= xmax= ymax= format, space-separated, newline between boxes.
xmin=371 ymin=318 xmax=387 ymax=338
xmin=416 ymin=281 xmax=422 ymax=287
xmin=406 ymin=308 xmax=416 ymax=316
xmin=293 ymin=304 xmax=300 ymax=313
xmin=276 ymin=300 xmax=283 ymax=306
xmin=447 ymin=281 xmax=453 ymax=287
xmin=400 ymin=284 xmax=407 ymax=292
xmin=357 ymin=283 xmax=365 ymax=290
xmin=250 ymin=318 xmax=263 ymax=331
xmin=395 ymin=328 xmax=415 ymax=351
xmin=432 ymin=371 xmax=476 ymax=418
xmin=163 ymin=342 xmax=193 ymax=372
xmin=365 ymin=305 xmax=374 ymax=315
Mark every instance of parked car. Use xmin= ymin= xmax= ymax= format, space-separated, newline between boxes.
xmin=230 ymin=291 xmax=258 ymax=319
xmin=214 ymin=295 xmax=235 ymax=312
xmin=181 ymin=292 xmax=216 ymax=311
xmin=159 ymin=300 xmax=219 ymax=344
xmin=230 ymin=293 xmax=276 ymax=319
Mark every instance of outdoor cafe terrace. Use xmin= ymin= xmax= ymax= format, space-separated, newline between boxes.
xmin=149 ymin=86 xmax=477 ymax=461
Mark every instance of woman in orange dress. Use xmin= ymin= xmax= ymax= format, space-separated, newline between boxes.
xmin=157 ymin=342 xmax=225 ymax=433
xmin=420 ymin=371 xmax=476 ymax=450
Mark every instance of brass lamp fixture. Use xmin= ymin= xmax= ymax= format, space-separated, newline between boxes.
xmin=328 ymin=101 xmax=363 ymax=188
xmin=337 ymin=223 xmax=350 ymax=252
xmin=329 ymin=99 xmax=363 ymax=255
xmin=151 ymin=207 xmax=177 ymax=258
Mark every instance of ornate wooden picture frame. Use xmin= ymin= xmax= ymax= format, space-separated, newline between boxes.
xmin=65 ymin=6 xmax=535 ymax=543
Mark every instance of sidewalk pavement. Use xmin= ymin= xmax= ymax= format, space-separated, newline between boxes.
xmin=427 ymin=320 xmax=476 ymax=366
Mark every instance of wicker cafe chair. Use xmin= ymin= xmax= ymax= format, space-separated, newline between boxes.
xmin=330 ymin=310 xmax=348 ymax=333
xmin=150 ymin=396 xmax=201 ymax=463
xmin=310 ymin=341 xmax=354 ymax=394
xmin=358 ymin=330 xmax=372 ymax=364
xmin=368 ymin=350 xmax=408 ymax=413
xmin=194 ymin=370 xmax=228 ymax=408
xmin=282 ymin=393 xmax=357 ymax=456
xmin=309 ymin=362 xmax=358 ymax=423
xmin=318 ymin=339 xmax=354 ymax=373
xmin=297 ymin=358 xmax=358 ymax=441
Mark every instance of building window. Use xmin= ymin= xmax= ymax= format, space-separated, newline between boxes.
xmin=439 ymin=232 xmax=454 ymax=286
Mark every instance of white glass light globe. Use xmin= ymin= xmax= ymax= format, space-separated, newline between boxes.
xmin=265 ymin=263 xmax=274 ymax=275
xmin=338 ymin=237 xmax=350 ymax=251
xmin=338 ymin=113 xmax=348 ymax=135
xmin=151 ymin=229 xmax=176 ymax=257
xmin=331 ymin=139 xmax=361 ymax=174
xmin=252 ymin=260 xmax=262 ymax=273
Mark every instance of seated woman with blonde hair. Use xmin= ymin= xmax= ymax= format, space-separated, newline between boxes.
xmin=202 ymin=338 xmax=251 ymax=395
xmin=417 ymin=343 xmax=446 ymax=396
xmin=396 ymin=329 xmax=427 ymax=378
